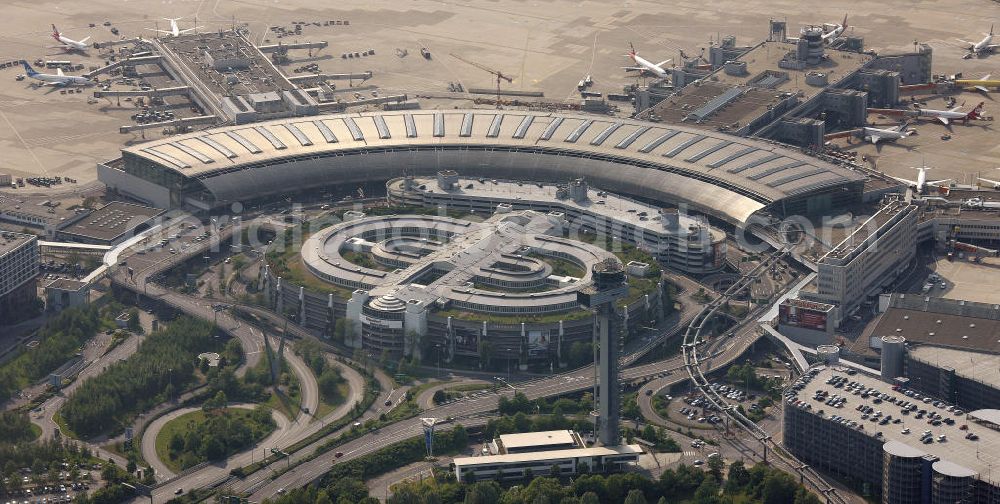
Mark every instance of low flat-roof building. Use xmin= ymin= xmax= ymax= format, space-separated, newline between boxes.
xmin=44 ymin=278 xmax=90 ymax=313
xmin=56 ymin=201 xmax=164 ymax=245
xmin=453 ymin=429 xmax=642 ymax=483
xmin=494 ymin=430 xmax=582 ymax=455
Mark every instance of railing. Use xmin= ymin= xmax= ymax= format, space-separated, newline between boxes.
xmin=680 ymin=248 xmax=850 ymax=504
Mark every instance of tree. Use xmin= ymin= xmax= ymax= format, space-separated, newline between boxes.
xmin=202 ymin=436 xmax=225 ymax=460
xmin=318 ymin=368 xmax=345 ymax=403
xmin=577 ymin=461 xmax=590 ymax=474
xmin=199 ymin=358 xmax=210 ymax=374
xmin=579 ymin=493 xmax=600 ymax=504
xmin=761 ymin=472 xmax=799 ymax=504
xmin=794 ymin=488 xmax=823 ymax=504
xmin=693 ymin=477 xmax=720 ymax=504
xmin=707 ymin=455 xmax=725 ymax=481
xmin=567 ymin=341 xmax=593 ymax=368
xmin=203 ymin=390 xmax=228 ymax=411
xmin=624 ymin=490 xmax=647 ymax=504
xmin=465 ymin=481 xmax=502 ymax=504
xmin=433 ymin=389 xmax=448 ymax=405
xmin=725 ymin=460 xmax=751 ymax=492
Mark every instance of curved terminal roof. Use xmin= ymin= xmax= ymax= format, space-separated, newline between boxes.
xmin=121 ymin=110 xmax=865 ymax=225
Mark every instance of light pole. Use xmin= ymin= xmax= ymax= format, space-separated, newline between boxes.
xmin=504 ymin=348 xmax=513 ymax=380
xmin=434 ymin=344 xmax=442 ymax=378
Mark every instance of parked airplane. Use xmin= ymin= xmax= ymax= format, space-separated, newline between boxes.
xmin=869 ymin=102 xmax=985 ymax=125
xmin=954 ymin=74 xmax=1000 ymax=93
xmin=623 ymin=43 xmax=671 ymax=79
xmin=978 ymin=177 xmax=1000 ymax=189
xmin=146 ymin=17 xmax=202 ymax=37
xmin=49 ymin=24 xmax=90 ymax=51
xmin=20 ymin=61 xmax=91 ymax=86
xmin=890 ymin=165 xmax=951 ymax=194
xmin=958 ymin=25 xmax=1000 ymax=58
xmin=860 ymin=122 xmax=913 ymax=144
xmin=821 ymin=14 xmax=849 ymax=44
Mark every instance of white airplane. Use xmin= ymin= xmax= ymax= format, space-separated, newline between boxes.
xmin=958 ymin=25 xmax=1000 ymax=58
xmin=870 ymin=102 xmax=986 ymax=125
xmin=861 ymin=122 xmax=913 ymax=144
xmin=20 ymin=61 xmax=92 ymax=87
xmin=821 ymin=14 xmax=849 ymax=44
xmin=623 ymin=43 xmax=671 ymax=79
xmin=978 ymin=177 xmax=1000 ymax=189
xmin=917 ymin=102 xmax=985 ymax=125
xmin=890 ymin=165 xmax=951 ymax=194
xmin=146 ymin=17 xmax=203 ymax=37
xmin=49 ymin=24 xmax=90 ymax=51
xmin=978 ymin=169 xmax=1000 ymax=189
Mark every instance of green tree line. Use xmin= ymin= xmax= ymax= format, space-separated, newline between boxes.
xmin=0 ymin=305 xmax=104 ymax=401
xmin=60 ymin=317 xmax=223 ymax=437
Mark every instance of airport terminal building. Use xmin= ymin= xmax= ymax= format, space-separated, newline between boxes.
xmin=98 ymin=109 xmax=867 ymax=227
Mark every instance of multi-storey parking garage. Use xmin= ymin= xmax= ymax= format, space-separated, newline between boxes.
xmin=98 ymin=109 xmax=866 ymax=226
xmin=783 ymin=365 xmax=1000 ymax=504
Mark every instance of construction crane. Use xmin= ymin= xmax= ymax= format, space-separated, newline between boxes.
xmin=449 ymin=53 xmax=513 ymax=108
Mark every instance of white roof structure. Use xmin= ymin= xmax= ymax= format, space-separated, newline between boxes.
xmin=499 ymin=430 xmax=578 ymax=452
xmin=115 ymin=110 xmax=866 ymax=225
xmin=454 ymin=445 xmax=643 ymax=466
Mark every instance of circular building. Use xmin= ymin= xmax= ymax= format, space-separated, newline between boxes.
xmin=264 ymin=209 xmax=663 ymax=366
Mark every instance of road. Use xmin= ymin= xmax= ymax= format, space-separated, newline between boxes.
xmin=98 ymin=214 xmax=755 ymax=502
xmin=415 ymin=380 xmax=489 ymax=410
xmin=30 ymin=331 xmax=141 ymax=467
xmin=241 ymin=322 xmax=765 ymax=502
xmin=141 ymin=403 xmax=292 ymax=480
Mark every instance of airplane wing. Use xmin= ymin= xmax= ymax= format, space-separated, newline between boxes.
xmin=927 ymin=179 xmax=952 ymax=186
xmin=975 ymin=85 xmax=991 ymax=93
xmin=622 ymin=66 xmax=644 ymax=72
xmin=79 ymin=36 xmax=91 ymax=43
xmin=889 ymin=176 xmax=917 ymax=185
xmin=957 ymin=39 xmax=975 ymax=46
xmin=869 ymin=135 xmax=881 ymax=144
xmin=977 ymin=177 xmax=1000 ymax=187
xmin=938 ymin=117 xmax=950 ymax=125
xmin=178 ymin=26 xmax=204 ymax=34
xmin=56 ymin=67 xmax=64 ymax=77
xmin=655 ymin=59 xmax=672 ymax=68
xmin=145 ymin=28 xmax=172 ymax=34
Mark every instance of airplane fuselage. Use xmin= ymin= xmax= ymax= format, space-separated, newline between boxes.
xmin=974 ymin=34 xmax=993 ymax=53
xmin=630 ymin=54 xmax=669 ymax=78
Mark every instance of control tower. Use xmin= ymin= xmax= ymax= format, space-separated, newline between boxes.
xmin=577 ymin=258 xmax=629 ymax=446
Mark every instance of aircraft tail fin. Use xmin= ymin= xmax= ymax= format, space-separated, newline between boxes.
xmin=843 ymin=14 xmax=848 ymax=30
xmin=20 ymin=60 xmax=37 ymax=77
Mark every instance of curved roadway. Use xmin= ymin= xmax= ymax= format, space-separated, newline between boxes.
xmin=101 ymin=215 xmax=766 ymax=503
xmin=142 ymin=404 xmax=292 ymax=480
